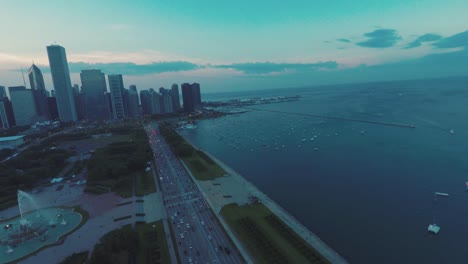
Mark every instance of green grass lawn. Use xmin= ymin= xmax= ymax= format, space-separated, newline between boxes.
xmin=86 ymin=128 xmax=152 ymax=198
xmin=159 ymin=122 xmax=225 ymax=181
xmin=220 ymin=203 xmax=330 ymax=264
xmin=59 ymin=251 xmax=89 ymax=264
xmin=135 ymin=171 xmax=156 ymax=196
xmin=135 ymin=221 xmax=170 ymax=264
xmin=181 ymin=149 xmax=226 ymax=181
xmin=87 ymin=221 xmax=170 ymax=264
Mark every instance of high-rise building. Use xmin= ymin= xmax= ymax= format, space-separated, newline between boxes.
xmin=162 ymin=93 xmax=174 ymax=113
xmin=28 ymin=64 xmax=49 ymax=119
xmin=192 ymin=82 xmax=201 ymax=106
xmin=181 ymin=83 xmax=202 ymax=112
xmin=8 ymin=86 xmax=38 ymax=126
xmin=127 ymin=88 xmax=140 ymax=117
xmin=0 ymin=86 xmax=6 ymax=99
xmin=129 ymin=85 xmax=137 ymax=92
xmin=171 ymin=84 xmax=181 ymax=111
xmin=0 ymin=102 xmax=10 ymax=128
xmin=47 ymin=97 xmax=59 ymax=120
xmin=80 ymin=70 xmax=111 ymax=121
xmin=72 ymin=84 xmax=79 ymax=95
xmin=140 ymin=90 xmax=152 ymax=115
xmin=108 ymin=74 xmax=126 ymax=119
xmin=51 ymin=90 xmax=55 ymax=97
xmin=3 ymin=99 xmax=15 ymax=127
xmin=150 ymin=88 xmax=162 ymax=114
xmin=0 ymin=86 xmax=8 ymax=128
xmin=28 ymin=64 xmax=46 ymax=91
xmin=46 ymin=44 xmax=77 ymax=122
xmin=158 ymin=87 xmax=177 ymax=114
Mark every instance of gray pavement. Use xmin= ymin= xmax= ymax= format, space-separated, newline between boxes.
xmin=146 ymin=123 xmax=244 ymax=264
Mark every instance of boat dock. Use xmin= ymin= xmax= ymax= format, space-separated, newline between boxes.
xmin=241 ymin=107 xmax=416 ymax=129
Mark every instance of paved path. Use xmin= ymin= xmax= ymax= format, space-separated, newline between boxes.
xmin=181 ymin=160 xmax=253 ymax=264
xmin=150 ymin=158 xmax=178 ymax=264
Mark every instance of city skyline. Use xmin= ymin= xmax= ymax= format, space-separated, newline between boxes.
xmin=0 ymin=1 xmax=467 ymax=93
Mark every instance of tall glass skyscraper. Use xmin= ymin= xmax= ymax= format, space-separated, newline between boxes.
xmin=181 ymin=83 xmax=202 ymax=113
xmin=108 ymin=74 xmax=126 ymax=119
xmin=28 ymin=64 xmax=49 ymax=119
xmin=46 ymin=45 xmax=77 ymax=122
xmin=80 ymin=69 xmax=111 ymax=121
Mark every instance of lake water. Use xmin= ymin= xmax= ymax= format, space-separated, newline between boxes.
xmin=179 ymin=76 xmax=468 ymax=264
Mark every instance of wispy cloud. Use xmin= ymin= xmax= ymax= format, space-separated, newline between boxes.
xmin=71 ymin=61 xmax=200 ymax=75
xmin=337 ymin=38 xmax=351 ymax=43
xmin=405 ymin=33 xmax=442 ymax=49
xmin=357 ymin=29 xmax=401 ymax=48
xmin=214 ymin=62 xmax=338 ymax=75
xmin=28 ymin=61 xmax=200 ymax=75
xmin=433 ymin=30 xmax=468 ymax=49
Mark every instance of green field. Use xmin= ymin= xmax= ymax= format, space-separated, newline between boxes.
xmin=135 ymin=171 xmax=156 ymax=196
xmin=87 ymin=221 xmax=170 ymax=264
xmin=221 ymin=203 xmax=330 ymax=264
xmin=135 ymin=221 xmax=170 ymax=264
xmin=159 ymin=122 xmax=226 ymax=180
xmin=181 ymin=149 xmax=226 ymax=180
xmin=86 ymin=128 xmax=153 ymax=198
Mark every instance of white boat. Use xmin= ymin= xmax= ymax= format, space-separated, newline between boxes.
xmin=428 ymin=224 xmax=440 ymax=234
xmin=434 ymin=192 xmax=449 ymax=197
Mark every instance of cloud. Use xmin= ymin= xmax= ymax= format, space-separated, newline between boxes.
xmin=337 ymin=38 xmax=351 ymax=43
xmin=214 ymin=62 xmax=338 ymax=74
xmin=357 ymin=29 xmax=401 ymax=48
xmin=433 ymin=30 xmax=468 ymax=49
xmin=36 ymin=61 xmax=200 ymax=75
xmin=405 ymin=33 xmax=442 ymax=49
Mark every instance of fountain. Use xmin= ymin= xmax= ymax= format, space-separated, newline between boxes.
xmin=17 ymin=190 xmax=41 ymax=220
xmin=0 ymin=190 xmax=83 ymax=263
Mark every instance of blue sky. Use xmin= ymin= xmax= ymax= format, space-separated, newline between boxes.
xmin=0 ymin=0 xmax=467 ymax=93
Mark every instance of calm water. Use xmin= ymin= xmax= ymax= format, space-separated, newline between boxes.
xmin=180 ymin=77 xmax=468 ymax=264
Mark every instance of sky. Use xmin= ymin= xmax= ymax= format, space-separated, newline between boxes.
xmin=0 ymin=0 xmax=467 ymax=94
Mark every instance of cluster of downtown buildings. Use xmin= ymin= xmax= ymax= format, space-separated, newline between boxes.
xmin=0 ymin=45 xmax=202 ymax=128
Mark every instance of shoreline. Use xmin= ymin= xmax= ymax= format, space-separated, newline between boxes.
xmin=180 ymin=134 xmax=349 ymax=264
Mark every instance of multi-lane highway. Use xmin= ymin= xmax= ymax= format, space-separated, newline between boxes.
xmin=145 ymin=123 xmax=243 ymax=264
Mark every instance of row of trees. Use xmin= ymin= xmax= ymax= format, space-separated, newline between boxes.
xmin=0 ymin=144 xmax=73 ymax=209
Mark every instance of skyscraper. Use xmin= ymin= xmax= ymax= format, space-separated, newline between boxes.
xmin=127 ymin=88 xmax=140 ymax=117
xmin=28 ymin=64 xmax=46 ymax=91
xmin=46 ymin=44 xmax=77 ymax=122
xmin=0 ymin=87 xmax=16 ymax=127
xmin=140 ymin=90 xmax=152 ymax=115
xmin=181 ymin=83 xmax=202 ymax=112
xmin=28 ymin=64 xmax=49 ymax=119
xmin=8 ymin=86 xmax=37 ymax=126
xmin=192 ymin=82 xmax=201 ymax=106
xmin=0 ymin=86 xmax=6 ymax=99
xmin=80 ymin=70 xmax=111 ymax=121
xmin=47 ymin=97 xmax=59 ymax=120
xmin=108 ymin=74 xmax=126 ymax=119
xmin=171 ymin=84 xmax=181 ymax=111
xmin=149 ymin=88 xmax=162 ymax=114
xmin=162 ymin=93 xmax=174 ymax=113
xmin=0 ymin=102 xmax=10 ymax=128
